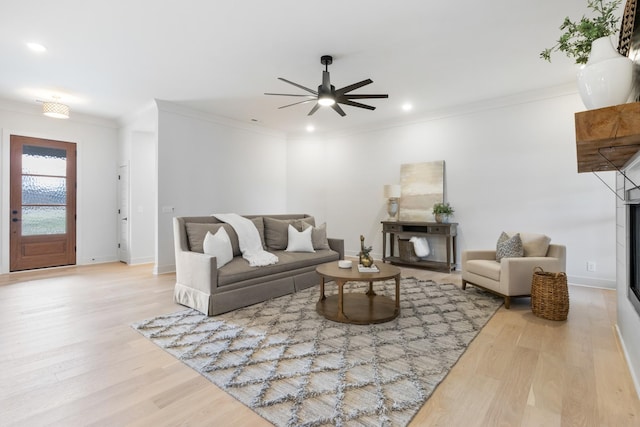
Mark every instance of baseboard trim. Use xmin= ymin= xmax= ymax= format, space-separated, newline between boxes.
xmin=567 ymin=275 xmax=616 ymax=289
xmin=615 ymin=324 xmax=640 ymax=399
xmin=154 ymin=263 xmax=175 ymax=275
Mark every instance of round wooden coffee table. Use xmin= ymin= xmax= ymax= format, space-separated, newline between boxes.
xmin=315 ymin=261 xmax=401 ymax=324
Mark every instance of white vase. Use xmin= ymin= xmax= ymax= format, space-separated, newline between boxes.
xmin=577 ymin=36 xmax=633 ymax=110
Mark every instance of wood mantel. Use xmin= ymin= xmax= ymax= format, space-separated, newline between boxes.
xmin=575 ymin=102 xmax=640 ymax=173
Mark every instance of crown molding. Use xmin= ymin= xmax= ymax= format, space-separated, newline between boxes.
xmin=155 ymin=99 xmax=286 ymax=139
xmin=298 ymin=82 xmax=580 ymax=140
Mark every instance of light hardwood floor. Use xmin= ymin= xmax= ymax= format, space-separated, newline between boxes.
xmin=1 ymin=262 xmax=638 ymax=426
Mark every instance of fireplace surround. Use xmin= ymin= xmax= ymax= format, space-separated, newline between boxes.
xmin=627 ymin=189 xmax=640 ymax=317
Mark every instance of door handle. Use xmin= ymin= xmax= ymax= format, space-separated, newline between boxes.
xmin=122 ymin=217 xmax=128 ymax=221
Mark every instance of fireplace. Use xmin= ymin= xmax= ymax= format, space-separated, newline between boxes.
xmin=627 ymin=196 xmax=640 ymax=316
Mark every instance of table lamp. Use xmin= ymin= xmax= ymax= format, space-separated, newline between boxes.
xmin=383 ymin=184 xmax=401 ymax=221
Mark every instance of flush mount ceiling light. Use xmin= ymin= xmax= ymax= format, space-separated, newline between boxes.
xmin=265 ymin=55 xmax=388 ymax=116
xmin=41 ymin=97 xmax=70 ymax=119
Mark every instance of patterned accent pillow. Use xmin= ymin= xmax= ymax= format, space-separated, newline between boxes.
xmin=496 ymin=232 xmax=524 ymax=261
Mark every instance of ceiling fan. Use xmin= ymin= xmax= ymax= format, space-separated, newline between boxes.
xmin=264 ymin=55 xmax=388 ymax=117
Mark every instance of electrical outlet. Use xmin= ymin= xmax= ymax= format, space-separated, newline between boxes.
xmin=587 ymin=261 xmax=596 ymax=272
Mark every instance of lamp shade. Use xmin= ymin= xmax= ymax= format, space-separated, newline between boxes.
xmin=383 ymin=184 xmax=401 ymax=198
xmin=42 ymin=102 xmax=70 ymax=119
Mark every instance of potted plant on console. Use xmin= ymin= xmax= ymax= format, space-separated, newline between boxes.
xmin=540 ymin=0 xmax=632 ymax=109
xmin=432 ymin=202 xmax=454 ymax=223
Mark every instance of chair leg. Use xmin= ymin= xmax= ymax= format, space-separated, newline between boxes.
xmin=504 ymin=296 xmax=510 ymax=309
xmin=461 ymin=279 xmax=467 ymax=290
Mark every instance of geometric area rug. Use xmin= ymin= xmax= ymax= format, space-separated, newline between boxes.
xmin=132 ymin=278 xmax=502 ymax=427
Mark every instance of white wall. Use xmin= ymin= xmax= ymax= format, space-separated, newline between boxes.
xmin=154 ymin=101 xmax=287 ymax=273
xmin=118 ymin=103 xmax=158 ymax=266
xmin=616 ymin=164 xmax=640 ymax=397
xmin=287 ymin=92 xmax=616 ymax=288
xmin=0 ymin=101 xmax=119 ymax=272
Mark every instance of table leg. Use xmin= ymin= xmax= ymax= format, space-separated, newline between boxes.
xmin=337 ymin=279 xmax=347 ymax=321
xmin=382 ymin=231 xmax=387 ymax=262
xmin=319 ymin=277 xmax=326 ymax=302
xmin=366 ymin=281 xmax=376 ymax=296
xmin=395 ymin=275 xmax=400 ymax=312
xmin=452 ymin=235 xmax=457 ymax=271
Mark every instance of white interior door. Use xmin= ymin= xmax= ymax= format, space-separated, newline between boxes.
xmin=118 ymin=165 xmax=130 ymax=263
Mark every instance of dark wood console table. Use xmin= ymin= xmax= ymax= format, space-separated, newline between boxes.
xmin=381 ymin=221 xmax=458 ymax=272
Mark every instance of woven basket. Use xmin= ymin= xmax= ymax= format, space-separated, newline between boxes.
xmin=531 ymin=267 xmax=569 ymax=321
xmin=398 ymin=239 xmax=419 ymax=262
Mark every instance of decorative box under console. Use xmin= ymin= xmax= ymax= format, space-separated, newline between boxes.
xmin=381 ymin=221 xmax=458 ymax=272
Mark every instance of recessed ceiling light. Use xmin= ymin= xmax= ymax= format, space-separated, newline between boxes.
xmin=402 ymin=103 xmax=413 ymax=112
xmin=306 ymin=125 xmax=315 ymax=132
xmin=26 ymin=42 xmax=46 ymax=53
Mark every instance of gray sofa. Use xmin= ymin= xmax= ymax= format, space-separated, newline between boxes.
xmin=173 ymin=214 xmax=344 ymax=315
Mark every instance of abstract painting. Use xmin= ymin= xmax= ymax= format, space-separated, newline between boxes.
xmin=399 ymin=161 xmax=444 ymax=221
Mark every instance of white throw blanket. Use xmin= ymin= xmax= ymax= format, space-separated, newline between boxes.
xmin=409 ymin=236 xmax=430 ymax=258
xmin=213 ymin=213 xmax=279 ymax=267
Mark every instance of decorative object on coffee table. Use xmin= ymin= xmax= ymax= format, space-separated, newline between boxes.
xmin=359 ymin=234 xmax=374 ymax=267
xmin=432 ymin=202 xmax=454 ymax=223
xmin=383 ymin=184 xmax=401 ymax=221
xmin=531 ymin=267 xmax=570 ymax=321
xmin=315 ymin=261 xmax=401 ymax=324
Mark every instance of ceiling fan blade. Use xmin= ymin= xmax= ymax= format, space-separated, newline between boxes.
xmin=335 ymin=79 xmax=373 ymax=95
xmin=278 ymin=77 xmax=318 ymax=95
xmin=265 ymin=93 xmax=316 ymax=97
xmin=337 ymin=99 xmax=376 ymax=110
xmin=279 ymin=99 xmax=316 ymax=109
xmin=344 ymin=94 xmax=389 ymax=99
xmin=331 ymin=103 xmax=346 ymax=116
xmin=307 ymin=103 xmax=321 ymax=116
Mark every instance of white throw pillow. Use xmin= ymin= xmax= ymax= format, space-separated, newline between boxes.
xmin=203 ymin=228 xmax=233 ymax=267
xmin=285 ymin=224 xmax=315 ymax=253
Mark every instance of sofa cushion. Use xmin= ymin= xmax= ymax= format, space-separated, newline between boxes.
xmin=250 ymin=217 xmax=267 ymax=249
xmin=518 ymin=232 xmax=551 ymax=257
xmin=218 ymin=249 xmax=339 ymax=286
xmin=496 ymin=232 xmax=523 ymax=261
xmin=186 ymin=223 xmax=241 ymax=256
xmin=466 ymin=259 xmax=501 ymax=281
xmin=309 ymin=222 xmax=330 ymax=250
xmin=263 ymin=217 xmax=316 ymax=250
xmin=203 ymin=228 xmax=233 ymax=267
xmin=185 ymin=218 xmax=266 ymax=255
xmin=286 ymin=224 xmax=315 ymax=252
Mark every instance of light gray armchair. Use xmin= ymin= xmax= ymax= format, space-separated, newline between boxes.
xmin=461 ymin=233 xmax=566 ymax=308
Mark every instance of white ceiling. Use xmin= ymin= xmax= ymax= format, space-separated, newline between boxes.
xmin=1 ymin=1 xmax=596 ymax=134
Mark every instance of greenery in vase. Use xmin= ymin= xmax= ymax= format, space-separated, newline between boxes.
xmin=432 ymin=202 xmax=454 ymax=216
xmin=540 ymin=0 xmax=622 ymax=65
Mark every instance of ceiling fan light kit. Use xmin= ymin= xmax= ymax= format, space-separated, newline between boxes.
xmin=265 ymin=55 xmax=388 ymax=117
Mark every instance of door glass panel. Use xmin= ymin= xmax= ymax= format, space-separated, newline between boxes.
xmin=22 ymin=176 xmax=66 ymax=205
xmin=22 ymin=206 xmax=66 ymax=235
xmin=22 ymin=145 xmax=66 ymax=175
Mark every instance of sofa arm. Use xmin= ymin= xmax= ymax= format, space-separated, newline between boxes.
xmin=175 ymin=249 xmax=219 ymax=293
xmin=328 ymin=238 xmax=344 ymax=260
xmin=462 ymin=250 xmax=496 ymax=263
xmin=501 ymin=256 xmax=564 ymax=296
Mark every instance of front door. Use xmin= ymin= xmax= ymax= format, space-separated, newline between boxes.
xmin=10 ymin=135 xmax=77 ymax=271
